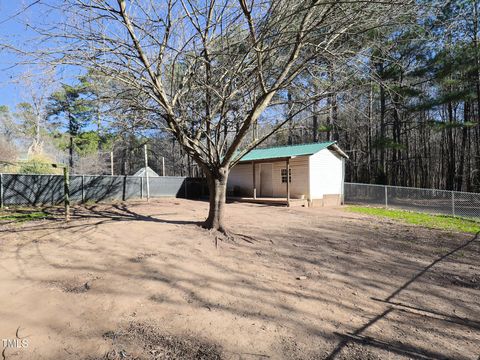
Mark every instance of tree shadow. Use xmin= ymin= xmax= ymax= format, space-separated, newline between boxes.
xmin=1 ymin=202 xmax=479 ymax=359
xmin=0 ymin=203 xmax=203 ymax=235
xmin=325 ymin=231 xmax=480 ymax=359
xmin=80 ymin=203 xmax=203 ymax=226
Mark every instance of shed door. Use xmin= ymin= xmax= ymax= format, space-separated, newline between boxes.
xmin=260 ymin=163 xmax=273 ymax=197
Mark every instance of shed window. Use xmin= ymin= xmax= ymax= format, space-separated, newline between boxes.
xmin=281 ymin=168 xmax=291 ymax=183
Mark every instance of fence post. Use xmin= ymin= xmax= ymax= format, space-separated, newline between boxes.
xmin=63 ymin=167 xmax=70 ymax=221
xmin=52 ymin=175 xmax=55 ymax=205
xmin=110 ymin=151 xmax=114 ymax=175
xmin=184 ymin=178 xmax=188 ymax=199
xmin=144 ymin=144 xmax=150 ymax=202
xmin=81 ymin=175 xmax=85 ymax=203
xmin=122 ymin=176 xmax=127 ymax=201
xmin=140 ymin=176 xmax=144 ymax=199
xmin=385 ymin=185 xmax=388 ymax=208
xmin=0 ymin=173 xmax=3 ymax=209
xmin=452 ymin=191 xmax=455 ymax=217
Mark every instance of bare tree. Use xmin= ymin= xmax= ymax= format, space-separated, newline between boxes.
xmin=0 ymin=105 xmax=18 ymax=142
xmin=0 ymin=137 xmax=18 ymax=164
xmin=15 ymin=67 xmax=56 ymax=156
xmin=0 ymin=106 xmax=18 ymax=163
xmin=22 ymin=0 xmax=412 ymax=231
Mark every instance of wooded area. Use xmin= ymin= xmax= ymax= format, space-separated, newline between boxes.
xmin=263 ymin=0 xmax=480 ymax=193
xmin=1 ymin=0 xmax=479 ymax=228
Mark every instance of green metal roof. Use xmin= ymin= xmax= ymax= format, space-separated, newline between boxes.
xmin=239 ymin=142 xmax=336 ymax=162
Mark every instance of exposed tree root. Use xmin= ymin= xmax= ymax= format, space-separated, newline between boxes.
xmin=229 ymin=232 xmax=256 ymax=244
xmin=212 ymin=229 xmax=258 ymax=246
xmin=208 ymin=227 xmax=234 ymax=243
xmin=201 ymin=219 xmax=259 ymax=245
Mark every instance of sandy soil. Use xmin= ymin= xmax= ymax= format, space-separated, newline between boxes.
xmin=0 ymin=199 xmax=478 ymax=360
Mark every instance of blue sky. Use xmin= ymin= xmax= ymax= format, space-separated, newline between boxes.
xmin=0 ymin=1 xmax=82 ymax=110
xmin=0 ymin=1 xmax=29 ymax=109
xmin=0 ymin=0 xmax=23 ymax=107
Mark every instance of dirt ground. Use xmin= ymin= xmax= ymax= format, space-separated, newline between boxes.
xmin=0 ymin=199 xmax=479 ymax=360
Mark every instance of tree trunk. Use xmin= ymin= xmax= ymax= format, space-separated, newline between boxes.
xmin=312 ymin=80 xmax=319 ymax=143
xmin=446 ymin=101 xmax=455 ymax=190
xmin=287 ymin=91 xmax=294 ymax=145
xmin=204 ymin=167 xmax=229 ymax=231
xmin=378 ymin=62 xmax=387 ymax=184
xmin=312 ymin=113 xmax=318 ymax=143
xmin=69 ymin=135 xmax=74 ymax=169
xmin=473 ymin=0 xmax=480 ymax=191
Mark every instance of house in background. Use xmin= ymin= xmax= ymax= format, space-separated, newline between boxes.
xmin=227 ymin=142 xmax=348 ymax=207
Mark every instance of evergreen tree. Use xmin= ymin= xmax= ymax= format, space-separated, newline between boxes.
xmin=47 ymin=83 xmax=92 ymax=170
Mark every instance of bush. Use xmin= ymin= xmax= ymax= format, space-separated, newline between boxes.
xmin=14 ymin=155 xmax=62 ymax=175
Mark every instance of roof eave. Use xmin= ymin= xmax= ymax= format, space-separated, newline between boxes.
xmin=237 ymin=155 xmax=305 ymax=164
xmin=328 ymin=143 xmax=349 ymax=159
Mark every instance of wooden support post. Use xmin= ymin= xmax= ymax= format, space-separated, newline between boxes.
xmin=81 ymin=175 xmax=85 ymax=203
xmin=110 ymin=151 xmax=114 ymax=175
xmin=0 ymin=173 xmax=3 ymax=209
xmin=252 ymin=161 xmax=256 ymax=199
xmin=63 ymin=167 xmax=70 ymax=221
xmin=122 ymin=175 xmax=127 ymax=201
xmin=286 ymin=158 xmax=290 ymax=207
xmin=144 ymin=144 xmax=150 ymax=201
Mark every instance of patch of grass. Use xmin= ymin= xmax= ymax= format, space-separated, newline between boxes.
xmin=347 ymin=206 xmax=480 ymax=234
xmin=0 ymin=211 xmax=50 ymax=223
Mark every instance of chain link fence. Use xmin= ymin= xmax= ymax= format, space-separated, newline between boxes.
xmin=0 ymin=174 xmax=207 ymax=207
xmin=344 ymin=182 xmax=480 ymax=220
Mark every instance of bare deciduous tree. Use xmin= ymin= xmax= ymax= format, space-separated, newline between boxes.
xmin=0 ymin=137 xmax=18 ymax=164
xmin=23 ymin=0 xmax=412 ymax=231
xmin=15 ymin=67 xmax=56 ymax=156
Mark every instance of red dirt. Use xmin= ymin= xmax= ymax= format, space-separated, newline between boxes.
xmin=0 ymin=199 xmax=478 ymax=359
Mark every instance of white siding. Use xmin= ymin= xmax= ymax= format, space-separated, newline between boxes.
xmin=271 ymin=157 xmax=309 ymax=198
xmin=309 ymin=149 xmax=343 ymax=199
xmin=228 ymin=163 xmax=255 ymax=196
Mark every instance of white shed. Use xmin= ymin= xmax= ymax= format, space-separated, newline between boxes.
xmin=228 ymin=142 xmax=348 ymax=207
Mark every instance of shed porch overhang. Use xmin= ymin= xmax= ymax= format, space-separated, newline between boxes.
xmin=236 ymin=156 xmax=297 ymax=165
xmin=232 ymin=156 xmax=294 ymax=207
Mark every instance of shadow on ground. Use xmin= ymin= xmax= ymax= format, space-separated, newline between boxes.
xmin=0 ymin=200 xmax=478 ymax=359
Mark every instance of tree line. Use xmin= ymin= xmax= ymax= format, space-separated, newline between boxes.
xmin=0 ymin=71 xmax=194 ymax=176
xmin=2 ymin=0 xmax=479 ymax=229
xmin=267 ymin=1 xmax=480 ymax=192
xmin=2 ymin=1 xmax=479 ymax=192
